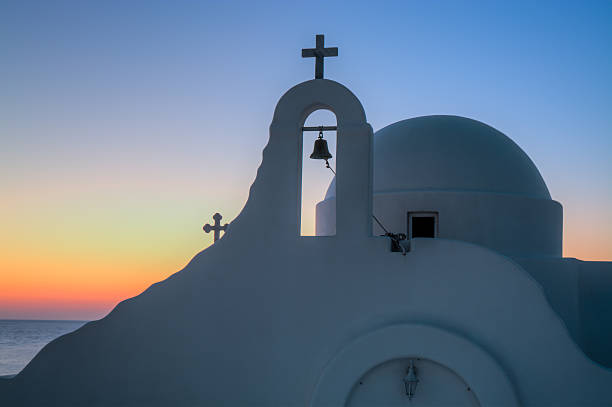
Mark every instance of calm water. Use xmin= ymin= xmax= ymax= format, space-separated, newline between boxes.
xmin=0 ymin=320 xmax=87 ymax=376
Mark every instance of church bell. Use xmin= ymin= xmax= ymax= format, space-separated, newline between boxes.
xmin=309 ymin=130 xmax=333 ymax=160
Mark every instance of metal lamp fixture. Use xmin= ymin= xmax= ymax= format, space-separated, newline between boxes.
xmin=403 ymin=360 xmax=419 ymax=400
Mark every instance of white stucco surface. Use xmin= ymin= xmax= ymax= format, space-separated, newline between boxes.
xmin=316 ymin=112 xmax=612 ymax=370
xmin=324 ymin=116 xmax=551 ymax=200
xmin=317 ymin=116 xmax=562 ymax=257
xmin=1 ymin=79 xmax=611 ymax=407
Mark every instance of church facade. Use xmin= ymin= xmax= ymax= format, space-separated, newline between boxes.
xmin=1 ymin=41 xmax=612 ymax=406
xmin=316 ymin=114 xmax=612 ymax=369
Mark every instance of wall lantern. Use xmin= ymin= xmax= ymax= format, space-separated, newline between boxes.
xmin=403 ymin=359 xmax=419 ymax=400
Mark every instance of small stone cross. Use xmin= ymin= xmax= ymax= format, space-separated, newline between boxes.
xmin=203 ymin=213 xmax=228 ymax=242
xmin=302 ymin=34 xmax=338 ymax=79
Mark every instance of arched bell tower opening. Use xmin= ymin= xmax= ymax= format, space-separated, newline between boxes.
xmin=227 ymin=79 xmax=372 ymax=242
xmin=301 ymin=109 xmax=337 ymax=236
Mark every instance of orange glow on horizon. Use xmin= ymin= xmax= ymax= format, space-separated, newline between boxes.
xmin=0 ymin=150 xmax=609 ymax=320
xmin=0 ymin=186 xmax=226 ymax=320
xmin=0 ymin=256 xmax=187 ymax=320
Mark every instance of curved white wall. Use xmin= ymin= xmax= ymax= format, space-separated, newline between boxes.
xmin=317 ymin=190 xmax=562 ymax=258
xmin=2 ymin=79 xmax=610 ymax=407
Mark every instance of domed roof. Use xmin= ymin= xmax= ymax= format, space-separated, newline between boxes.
xmin=324 ymin=115 xmax=550 ymax=200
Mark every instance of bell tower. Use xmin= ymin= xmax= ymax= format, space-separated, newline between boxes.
xmin=228 ymin=36 xmax=373 ymax=242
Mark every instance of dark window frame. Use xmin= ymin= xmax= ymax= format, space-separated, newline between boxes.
xmin=408 ymin=212 xmax=438 ymax=239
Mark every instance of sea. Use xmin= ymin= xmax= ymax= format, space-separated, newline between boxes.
xmin=0 ymin=320 xmax=87 ymax=377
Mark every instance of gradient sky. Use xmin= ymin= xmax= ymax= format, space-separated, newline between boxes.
xmin=1 ymin=0 xmax=611 ymax=320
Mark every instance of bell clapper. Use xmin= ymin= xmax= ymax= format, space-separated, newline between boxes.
xmin=325 ymin=159 xmax=336 ymax=175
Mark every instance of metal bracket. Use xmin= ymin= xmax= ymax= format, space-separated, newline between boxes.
xmin=388 ymin=233 xmax=408 ymax=255
xmin=302 ymin=126 xmax=337 ymax=132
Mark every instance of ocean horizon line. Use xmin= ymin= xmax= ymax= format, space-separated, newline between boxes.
xmin=0 ymin=319 xmax=90 ymax=323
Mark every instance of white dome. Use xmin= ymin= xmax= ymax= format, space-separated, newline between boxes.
xmin=324 ymin=115 xmax=551 ymax=200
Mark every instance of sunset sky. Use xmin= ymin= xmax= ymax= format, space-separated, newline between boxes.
xmin=1 ymin=1 xmax=611 ymax=320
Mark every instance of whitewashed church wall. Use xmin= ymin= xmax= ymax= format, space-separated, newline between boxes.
xmin=511 ymin=257 xmax=612 ymax=368
xmin=316 ymin=198 xmax=336 ymax=236
xmin=3 ymin=78 xmax=611 ymax=407
xmin=516 ymin=257 xmax=583 ymax=349
xmin=316 ymin=191 xmax=562 ymax=257
xmin=579 ymin=260 xmax=612 ymax=366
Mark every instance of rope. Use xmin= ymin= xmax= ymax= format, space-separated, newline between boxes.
xmin=323 ymin=161 xmax=406 ymax=255
xmin=325 ymin=159 xmax=336 ymax=175
xmin=372 ymin=214 xmax=389 ymax=234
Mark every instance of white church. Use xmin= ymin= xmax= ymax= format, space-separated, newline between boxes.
xmin=2 ymin=36 xmax=612 ymax=406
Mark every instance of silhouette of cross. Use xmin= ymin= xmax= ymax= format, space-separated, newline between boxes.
xmin=302 ymin=34 xmax=338 ymax=79
xmin=203 ymin=213 xmax=228 ymax=242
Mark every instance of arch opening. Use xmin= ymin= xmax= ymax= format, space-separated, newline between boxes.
xmin=347 ymin=357 xmax=480 ymax=406
xmin=301 ymin=109 xmax=337 ymax=236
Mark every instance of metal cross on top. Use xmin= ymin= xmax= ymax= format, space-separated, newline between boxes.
xmin=302 ymin=34 xmax=338 ymax=79
xmin=203 ymin=213 xmax=228 ymax=242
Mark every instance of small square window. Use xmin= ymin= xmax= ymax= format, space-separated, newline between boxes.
xmin=408 ymin=212 xmax=438 ymax=238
